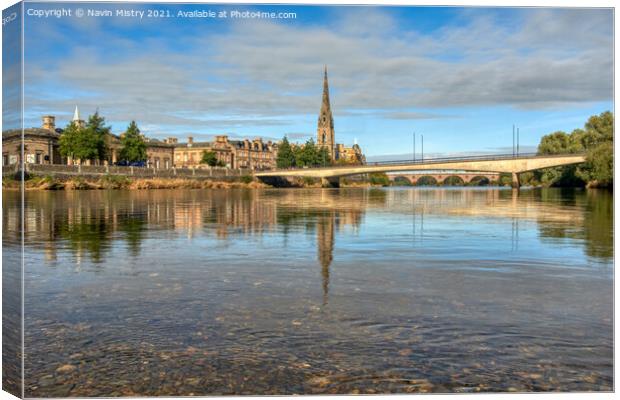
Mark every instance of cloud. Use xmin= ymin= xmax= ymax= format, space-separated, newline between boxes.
xmin=22 ymin=7 xmax=613 ymax=138
xmin=380 ymin=111 xmax=460 ymax=120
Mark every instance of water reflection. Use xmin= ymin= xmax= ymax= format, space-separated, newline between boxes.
xmin=2 ymin=187 xmax=612 ymax=267
xmin=1 ymin=187 xmax=613 ymax=395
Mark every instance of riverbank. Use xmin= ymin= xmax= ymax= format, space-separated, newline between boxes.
xmin=2 ymin=175 xmax=267 ymax=191
xmin=2 ymin=174 xmax=380 ymax=191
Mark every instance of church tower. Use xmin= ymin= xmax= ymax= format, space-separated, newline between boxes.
xmin=317 ymin=66 xmax=335 ymax=160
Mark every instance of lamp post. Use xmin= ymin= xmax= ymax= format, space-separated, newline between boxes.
xmin=421 ymin=135 xmax=424 ymax=161
xmin=512 ymin=124 xmax=515 ymax=157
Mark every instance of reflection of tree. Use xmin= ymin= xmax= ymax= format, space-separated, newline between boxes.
xmin=58 ymin=217 xmax=112 ymax=263
xmin=583 ymin=190 xmax=613 ymax=259
xmin=536 ymin=189 xmax=612 ymax=260
xmin=118 ymin=213 xmax=146 ymax=257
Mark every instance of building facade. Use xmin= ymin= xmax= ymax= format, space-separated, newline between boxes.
xmin=2 ymin=116 xmax=61 ymax=167
xmin=171 ymin=135 xmax=277 ymax=170
xmin=2 ymin=112 xmax=278 ymax=170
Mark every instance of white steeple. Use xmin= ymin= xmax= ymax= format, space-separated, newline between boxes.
xmin=73 ymin=105 xmax=80 ymax=122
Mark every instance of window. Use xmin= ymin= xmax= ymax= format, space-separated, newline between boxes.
xmin=2 ymin=154 xmax=8 ymax=166
xmin=35 ymin=152 xmax=42 ymax=164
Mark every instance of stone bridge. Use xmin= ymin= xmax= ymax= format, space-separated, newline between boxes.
xmin=255 ymin=153 xmax=587 ymax=188
xmin=389 ymin=172 xmax=500 ymax=185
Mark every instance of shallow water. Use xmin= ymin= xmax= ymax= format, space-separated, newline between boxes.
xmin=2 ymin=187 xmax=613 ymax=395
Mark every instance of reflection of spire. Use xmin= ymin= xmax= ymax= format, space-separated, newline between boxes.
xmin=317 ymin=211 xmax=335 ymax=306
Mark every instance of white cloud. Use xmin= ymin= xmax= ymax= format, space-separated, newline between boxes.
xmin=23 ymin=7 xmax=613 ymax=137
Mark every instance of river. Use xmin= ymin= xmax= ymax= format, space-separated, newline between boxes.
xmin=2 ymin=187 xmax=613 ymax=395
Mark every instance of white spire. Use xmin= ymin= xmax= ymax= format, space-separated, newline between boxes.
xmin=73 ymin=105 xmax=80 ymax=122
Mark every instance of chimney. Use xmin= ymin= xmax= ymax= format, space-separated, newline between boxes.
xmin=188 ymin=136 xmax=193 ymax=147
xmin=42 ymin=115 xmax=55 ymax=131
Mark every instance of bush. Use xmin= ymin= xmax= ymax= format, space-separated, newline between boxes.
xmin=368 ymin=172 xmax=390 ymax=186
xmin=100 ymin=174 xmax=131 ymax=189
xmin=240 ymin=175 xmax=254 ymax=184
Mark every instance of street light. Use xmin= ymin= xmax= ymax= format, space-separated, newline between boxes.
xmin=512 ymin=124 xmax=515 ymax=157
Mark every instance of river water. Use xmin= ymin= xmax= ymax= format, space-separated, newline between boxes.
xmin=2 ymin=187 xmax=613 ymax=396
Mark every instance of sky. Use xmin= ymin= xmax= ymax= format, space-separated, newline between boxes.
xmin=12 ymin=2 xmax=615 ymax=160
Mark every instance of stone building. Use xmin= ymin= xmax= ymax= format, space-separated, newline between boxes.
xmin=145 ymin=139 xmax=174 ymax=169
xmin=316 ymin=67 xmax=365 ymax=165
xmin=2 ymin=116 xmax=62 ymax=167
xmin=171 ymin=135 xmax=277 ymax=170
xmin=335 ymin=143 xmax=365 ymax=165
xmin=2 ymin=108 xmax=277 ymax=170
xmin=317 ymin=66 xmax=336 ymax=160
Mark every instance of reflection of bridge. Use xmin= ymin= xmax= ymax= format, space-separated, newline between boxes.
xmin=256 ymin=153 xmax=587 ymax=188
xmin=389 ymin=172 xmax=500 ymax=185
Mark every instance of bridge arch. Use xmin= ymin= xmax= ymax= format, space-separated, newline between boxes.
xmin=442 ymin=175 xmax=465 ymax=186
xmin=391 ymin=175 xmax=414 ymax=186
xmin=469 ymin=175 xmax=491 ymax=186
xmin=416 ymin=175 xmax=438 ymax=186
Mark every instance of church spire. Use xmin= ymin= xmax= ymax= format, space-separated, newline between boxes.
xmin=322 ymin=65 xmax=330 ymax=111
xmin=317 ymin=66 xmax=335 ymax=160
xmin=73 ymin=105 xmax=80 ymax=122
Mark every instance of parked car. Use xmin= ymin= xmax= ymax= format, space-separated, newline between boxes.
xmin=115 ymin=160 xmax=147 ymax=167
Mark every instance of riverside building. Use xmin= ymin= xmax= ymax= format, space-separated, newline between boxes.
xmin=2 ymin=108 xmax=278 ymax=170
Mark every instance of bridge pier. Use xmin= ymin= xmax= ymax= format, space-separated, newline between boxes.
xmin=511 ymin=172 xmax=520 ymax=189
xmin=321 ymin=177 xmax=340 ymax=188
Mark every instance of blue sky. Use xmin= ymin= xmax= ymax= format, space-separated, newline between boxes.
xmin=15 ymin=2 xmax=614 ymax=159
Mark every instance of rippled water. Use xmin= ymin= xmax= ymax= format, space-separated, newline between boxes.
xmin=2 ymin=187 xmax=613 ymax=396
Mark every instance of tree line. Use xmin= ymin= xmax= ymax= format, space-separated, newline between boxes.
xmin=58 ymin=113 xmax=147 ymax=164
xmin=276 ymin=137 xmax=332 ymax=168
xmin=521 ymin=111 xmax=613 ymax=188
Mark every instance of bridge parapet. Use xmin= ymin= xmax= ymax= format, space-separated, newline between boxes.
xmin=256 ymin=154 xmax=587 ymax=189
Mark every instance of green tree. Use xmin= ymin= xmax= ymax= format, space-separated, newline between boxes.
xmin=276 ymin=136 xmax=295 ymax=168
xmin=296 ymin=139 xmax=320 ymax=167
xmin=119 ymin=121 xmax=147 ymax=163
xmin=58 ymin=121 xmax=101 ymax=163
xmin=318 ymin=146 xmax=331 ymax=167
xmin=576 ymin=112 xmax=614 ymax=187
xmin=201 ymin=150 xmax=219 ymax=166
xmin=368 ymin=172 xmax=391 ymax=186
xmin=58 ymin=121 xmax=81 ymax=161
xmin=537 ymin=111 xmax=613 ymax=188
xmin=85 ymin=112 xmax=111 ymax=162
xmin=577 ymin=141 xmax=613 ymax=187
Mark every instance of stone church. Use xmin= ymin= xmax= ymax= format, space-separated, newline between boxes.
xmin=316 ymin=67 xmax=365 ymax=164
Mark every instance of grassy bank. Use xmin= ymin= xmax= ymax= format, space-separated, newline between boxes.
xmin=2 ymin=174 xmax=266 ymax=191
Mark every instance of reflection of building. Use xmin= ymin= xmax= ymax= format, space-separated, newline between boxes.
xmin=316 ymin=67 xmax=365 ymax=164
xmin=317 ymin=212 xmax=335 ymax=305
